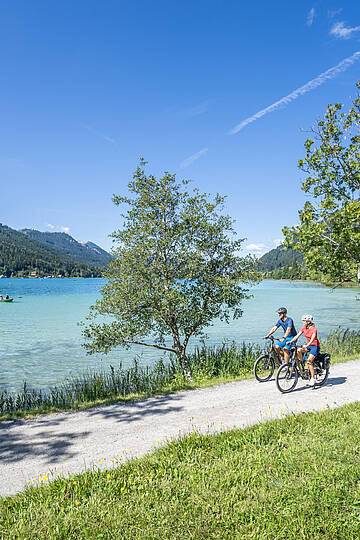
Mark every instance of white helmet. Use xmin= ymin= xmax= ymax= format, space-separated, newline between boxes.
xmin=301 ymin=314 xmax=313 ymax=322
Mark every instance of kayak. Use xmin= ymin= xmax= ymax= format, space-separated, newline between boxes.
xmin=0 ymin=298 xmax=13 ymax=302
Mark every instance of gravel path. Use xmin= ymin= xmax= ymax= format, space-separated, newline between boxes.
xmin=1 ymin=359 xmax=359 ymax=498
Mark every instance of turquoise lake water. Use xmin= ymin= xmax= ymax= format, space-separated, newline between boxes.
xmin=0 ymin=278 xmax=359 ymax=392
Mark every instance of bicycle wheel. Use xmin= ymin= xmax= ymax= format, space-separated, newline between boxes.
xmin=253 ymin=355 xmax=275 ymax=382
xmin=314 ymin=365 xmax=330 ymax=387
xmin=276 ymin=363 xmax=298 ymax=393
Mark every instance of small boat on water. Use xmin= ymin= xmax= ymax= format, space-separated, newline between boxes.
xmin=0 ymin=298 xmax=13 ymax=302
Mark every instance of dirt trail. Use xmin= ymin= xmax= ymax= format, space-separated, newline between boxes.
xmin=1 ymin=359 xmax=358 ymax=498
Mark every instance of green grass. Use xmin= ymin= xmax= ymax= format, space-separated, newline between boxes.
xmin=0 ymin=342 xmax=260 ymax=420
xmin=1 ymin=403 xmax=360 ymax=539
xmin=1 ymin=329 xmax=359 ymax=421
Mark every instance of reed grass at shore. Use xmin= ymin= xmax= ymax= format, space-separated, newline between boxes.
xmin=1 ymin=329 xmax=359 ymax=420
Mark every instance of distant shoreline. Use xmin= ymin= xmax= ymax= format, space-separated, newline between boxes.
xmin=263 ymin=277 xmax=360 ymax=289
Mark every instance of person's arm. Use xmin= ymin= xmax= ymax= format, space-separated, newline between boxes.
xmin=264 ymin=326 xmax=278 ymax=339
xmin=288 ymin=329 xmax=303 ymax=344
xmin=282 ymin=326 xmax=291 ymax=341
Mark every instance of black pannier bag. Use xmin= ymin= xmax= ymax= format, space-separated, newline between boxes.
xmin=315 ymin=353 xmax=331 ymax=369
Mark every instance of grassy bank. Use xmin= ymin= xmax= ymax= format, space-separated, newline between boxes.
xmin=0 ymin=342 xmax=260 ymax=420
xmin=1 ymin=403 xmax=359 ymax=538
xmin=1 ymin=329 xmax=359 ymax=421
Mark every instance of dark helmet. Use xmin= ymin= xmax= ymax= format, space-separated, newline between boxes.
xmin=277 ymin=307 xmax=287 ymax=314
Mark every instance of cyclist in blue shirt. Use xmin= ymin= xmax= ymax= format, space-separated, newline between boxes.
xmin=264 ymin=307 xmax=297 ymax=364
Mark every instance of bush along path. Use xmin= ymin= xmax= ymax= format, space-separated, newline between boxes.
xmin=0 ymin=357 xmax=359 ymax=499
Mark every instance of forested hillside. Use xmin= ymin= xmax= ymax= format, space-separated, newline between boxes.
xmin=258 ymin=245 xmax=304 ymax=279
xmin=0 ymin=224 xmax=102 ymax=277
xmin=259 ymin=245 xmax=303 ymax=271
xmin=21 ymin=230 xmax=112 ymax=267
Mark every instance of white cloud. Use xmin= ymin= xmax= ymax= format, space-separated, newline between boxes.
xmin=273 ymin=238 xmax=283 ymax=247
xmin=228 ymin=51 xmax=360 ymax=134
xmin=330 ymin=21 xmax=360 ymax=39
xmin=307 ymin=7 xmax=315 ymax=27
xmin=328 ymin=9 xmax=343 ymax=19
xmin=179 ymin=148 xmax=208 ymax=169
xmin=246 ymin=243 xmax=266 ymax=252
xmin=83 ymin=124 xmax=116 ymax=144
xmin=46 ymin=224 xmax=70 ymax=233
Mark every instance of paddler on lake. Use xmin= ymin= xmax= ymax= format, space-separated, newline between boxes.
xmin=264 ymin=307 xmax=297 ymax=364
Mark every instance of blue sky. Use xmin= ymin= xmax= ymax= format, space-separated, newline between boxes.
xmin=1 ymin=0 xmax=360 ymax=253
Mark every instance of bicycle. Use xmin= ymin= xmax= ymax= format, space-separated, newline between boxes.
xmin=276 ymin=345 xmax=331 ymax=393
xmin=253 ymin=336 xmax=283 ymax=382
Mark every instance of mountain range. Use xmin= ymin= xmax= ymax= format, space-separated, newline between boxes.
xmin=21 ymin=229 xmax=112 ymax=268
xmin=258 ymin=244 xmax=303 ymax=271
xmin=0 ymin=224 xmax=111 ymax=278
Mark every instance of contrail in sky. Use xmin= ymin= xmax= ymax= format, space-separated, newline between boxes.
xmin=229 ymin=51 xmax=360 ymax=135
xmin=180 ymin=147 xmax=208 ymax=169
xmin=83 ymin=124 xmax=117 ymax=144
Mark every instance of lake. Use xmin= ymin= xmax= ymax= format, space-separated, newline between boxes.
xmin=0 ymin=278 xmax=358 ymax=392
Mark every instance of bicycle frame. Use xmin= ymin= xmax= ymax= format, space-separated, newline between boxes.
xmin=265 ymin=336 xmax=282 ymax=366
xmin=288 ymin=346 xmax=310 ymax=379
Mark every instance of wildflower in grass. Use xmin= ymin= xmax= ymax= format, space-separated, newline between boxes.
xmin=156 ymin=440 xmax=159 ymax=443
xmin=75 ymin=500 xmax=80 ymax=506
xmin=99 ymin=461 xmax=102 ymax=465
xmin=106 ymin=474 xmax=110 ymax=480
xmin=121 ymin=487 xmax=125 ymax=492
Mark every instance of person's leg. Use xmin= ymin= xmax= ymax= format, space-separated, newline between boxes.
xmin=307 ymin=353 xmax=315 ymax=380
xmin=275 ymin=344 xmax=284 ymax=363
xmin=297 ymin=346 xmax=305 ymax=363
xmin=283 ymin=346 xmax=290 ymax=363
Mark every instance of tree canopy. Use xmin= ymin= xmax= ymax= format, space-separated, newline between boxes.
xmin=83 ymin=161 xmax=260 ymax=377
xmin=283 ymin=80 xmax=360 ymax=283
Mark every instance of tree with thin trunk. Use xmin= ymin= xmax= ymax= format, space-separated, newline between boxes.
xmin=83 ymin=160 xmax=260 ymax=378
xmin=283 ymin=80 xmax=360 ymax=284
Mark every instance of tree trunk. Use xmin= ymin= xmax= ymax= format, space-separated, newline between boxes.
xmin=171 ymin=326 xmax=192 ymax=380
xmin=179 ymin=348 xmax=192 ymax=380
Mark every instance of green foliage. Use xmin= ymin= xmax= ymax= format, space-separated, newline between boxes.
xmin=83 ymin=161 xmax=260 ymax=377
xmin=0 ymin=224 xmax=102 ymax=277
xmin=1 ymin=403 xmax=360 ymax=538
xmin=283 ymin=81 xmax=360 ymax=283
xmin=21 ymin=229 xmax=112 ymax=267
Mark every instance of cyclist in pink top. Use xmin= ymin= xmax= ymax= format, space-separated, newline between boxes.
xmin=288 ymin=314 xmax=320 ymax=387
